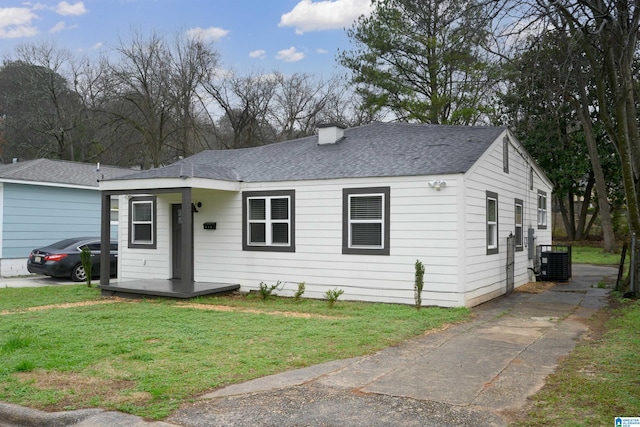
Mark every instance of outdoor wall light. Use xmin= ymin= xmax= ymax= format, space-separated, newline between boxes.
xmin=428 ymin=180 xmax=447 ymax=191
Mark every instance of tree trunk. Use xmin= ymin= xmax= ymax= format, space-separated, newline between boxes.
xmin=584 ymin=202 xmax=599 ymax=237
xmin=558 ymin=197 xmax=575 ymax=240
xmin=573 ymin=85 xmax=616 ymax=252
xmin=574 ymin=170 xmax=594 ymax=241
xmin=582 ymin=125 xmax=616 ymax=252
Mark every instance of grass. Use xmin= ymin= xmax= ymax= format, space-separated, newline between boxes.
xmin=571 ymin=245 xmax=626 ymax=266
xmin=512 ymin=296 xmax=640 ymax=426
xmin=0 ymin=285 xmax=469 ymax=420
xmin=0 ymin=285 xmax=102 ymax=311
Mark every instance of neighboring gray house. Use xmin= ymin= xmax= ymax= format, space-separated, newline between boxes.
xmin=99 ymin=122 xmax=553 ymax=307
xmin=0 ymin=159 xmax=133 ymax=276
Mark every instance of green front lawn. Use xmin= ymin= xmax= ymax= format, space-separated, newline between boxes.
xmin=0 ymin=285 xmax=469 ymax=420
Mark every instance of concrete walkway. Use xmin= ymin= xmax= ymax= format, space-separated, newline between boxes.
xmin=0 ymin=265 xmax=617 ymax=426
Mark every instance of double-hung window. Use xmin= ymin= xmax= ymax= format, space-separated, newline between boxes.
xmin=515 ymin=199 xmax=523 ymax=251
xmin=242 ymin=190 xmax=295 ymax=252
xmin=343 ymin=187 xmax=390 ymax=255
xmin=129 ymin=196 xmax=156 ymax=249
xmin=538 ymin=190 xmax=547 ymax=229
xmin=110 ymin=197 xmax=119 ymax=226
xmin=486 ymin=191 xmax=498 ymax=255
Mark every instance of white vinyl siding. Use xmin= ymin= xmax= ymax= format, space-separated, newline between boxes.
xmin=463 ymin=130 xmax=553 ymax=307
xmin=181 ymin=178 xmax=462 ymax=307
xmin=118 ymin=196 xmax=169 ymax=280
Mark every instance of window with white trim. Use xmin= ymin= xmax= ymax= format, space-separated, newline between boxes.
xmin=343 ymin=187 xmax=390 ymax=255
xmin=538 ymin=190 xmax=547 ymax=229
xmin=129 ymin=196 xmax=156 ymax=248
xmin=242 ymin=190 xmax=295 ymax=252
xmin=515 ymin=199 xmax=523 ymax=251
xmin=486 ymin=191 xmax=498 ymax=255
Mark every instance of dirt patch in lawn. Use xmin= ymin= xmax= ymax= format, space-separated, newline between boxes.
xmin=0 ymin=299 xmax=122 ymax=316
xmin=14 ymin=370 xmax=150 ymax=412
xmin=176 ymin=302 xmax=343 ymax=319
xmin=514 ymin=281 xmax=557 ymax=294
xmin=1 ymin=298 xmax=342 ymax=320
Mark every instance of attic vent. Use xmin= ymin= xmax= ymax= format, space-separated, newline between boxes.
xmin=317 ymin=123 xmax=346 ymax=145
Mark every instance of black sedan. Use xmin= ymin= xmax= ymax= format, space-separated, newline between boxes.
xmin=27 ymin=237 xmax=118 ymax=282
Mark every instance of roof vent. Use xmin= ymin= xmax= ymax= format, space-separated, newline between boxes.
xmin=317 ymin=123 xmax=346 ymax=145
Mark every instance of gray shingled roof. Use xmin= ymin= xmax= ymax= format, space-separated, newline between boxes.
xmin=0 ymin=159 xmax=134 ymax=187
xmin=108 ymin=122 xmax=506 ymax=183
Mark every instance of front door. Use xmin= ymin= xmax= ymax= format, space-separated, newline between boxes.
xmin=172 ymin=204 xmax=189 ymax=279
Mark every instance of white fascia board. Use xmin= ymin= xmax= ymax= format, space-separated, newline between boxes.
xmin=99 ymin=177 xmax=241 ymax=192
xmin=0 ymin=178 xmax=97 ymax=191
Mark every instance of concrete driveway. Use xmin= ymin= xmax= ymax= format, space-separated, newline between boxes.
xmin=0 ymin=275 xmax=76 ymax=288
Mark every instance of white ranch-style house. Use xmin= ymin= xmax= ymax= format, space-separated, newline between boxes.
xmin=98 ymin=122 xmax=553 ymax=307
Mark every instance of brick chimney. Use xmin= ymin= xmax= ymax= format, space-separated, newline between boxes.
xmin=317 ymin=123 xmax=346 ymax=145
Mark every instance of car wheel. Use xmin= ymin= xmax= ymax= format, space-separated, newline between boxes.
xmin=71 ymin=264 xmax=87 ymax=282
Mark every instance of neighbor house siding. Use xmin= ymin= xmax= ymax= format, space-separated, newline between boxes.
xmin=3 ymin=183 xmax=103 ymax=258
xmin=463 ymin=132 xmax=552 ymax=306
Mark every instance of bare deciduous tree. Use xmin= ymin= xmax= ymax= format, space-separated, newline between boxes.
xmin=0 ymin=42 xmax=86 ymax=161
xmin=204 ymin=71 xmax=278 ymax=148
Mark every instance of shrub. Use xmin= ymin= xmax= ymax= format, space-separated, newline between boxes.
xmin=415 ymin=260 xmax=425 ymax=310
xmin=294 ymin=282 xmax=305 ymax=301
xmin=258 ymin=281 xmax=282 ymax=300
xmin=324 ymin=288 xmax=344 ymax=308
xmin=80 ymin=246 xmax=92 ymax=287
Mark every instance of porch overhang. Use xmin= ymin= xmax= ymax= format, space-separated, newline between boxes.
xmin=99 ymin=177 xmax=241 ymax=192
xmin=98 ymin=179 xmax=239 ymax=297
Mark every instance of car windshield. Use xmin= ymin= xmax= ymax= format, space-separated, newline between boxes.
xmin=47 ymin=238 xmax=87 ymax=250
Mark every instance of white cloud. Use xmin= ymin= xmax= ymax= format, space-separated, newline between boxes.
xmin=279 ymin=0 xmax=373 ymax=34
xmin=249 ymin=49 xmax=267 ymax=59
xmin=55 ymin=1 xmax=87 ymax=16
xmin=90 ymin=42 xmax=102 ymax=50
xmin=0 ymin=7 xmax=38 ymax=39
xmin=49 ymin=20 xmax=65 ymax=33
xmin=276 ymin=46 xmax=305 ymax=62
xmin=316 ymin=48 xmax=328 ymax=54
xmin=186 ymin=26 xmax=229 ymax=42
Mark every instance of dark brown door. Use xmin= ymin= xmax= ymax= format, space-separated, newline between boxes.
xmin=172 ymin=204 xmax=183 ymax=279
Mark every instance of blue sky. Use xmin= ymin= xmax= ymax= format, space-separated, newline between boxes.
xmin=0 ymin=0 xmax=373 ymax=77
